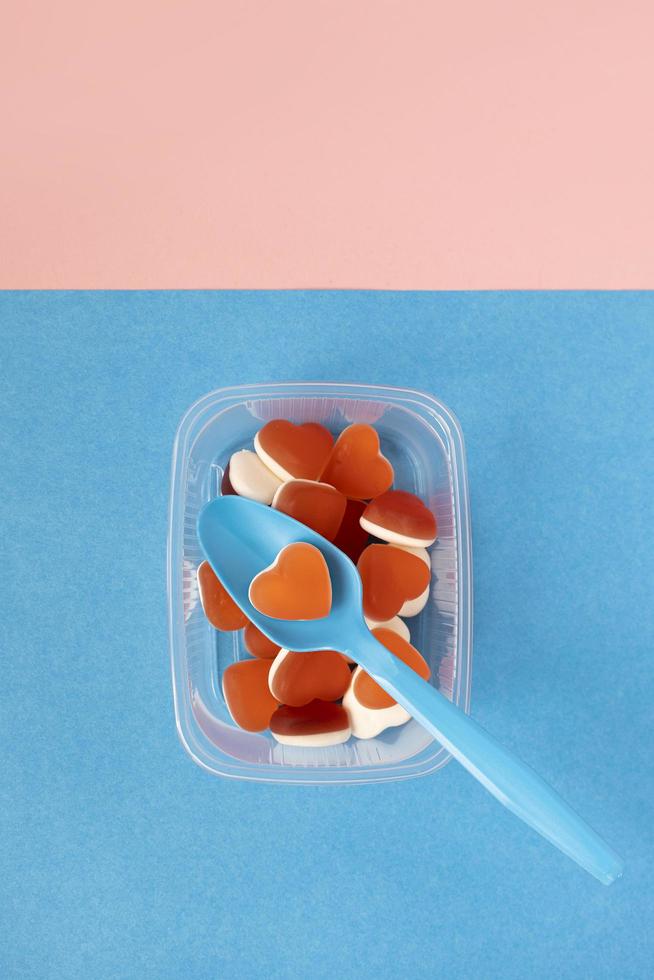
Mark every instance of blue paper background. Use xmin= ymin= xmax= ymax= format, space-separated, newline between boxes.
xmin=1 ymin=291 xmax=653 ymax=980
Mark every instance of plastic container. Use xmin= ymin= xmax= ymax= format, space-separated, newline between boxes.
xmin=168 ymin=382 xmax=472 ymax=783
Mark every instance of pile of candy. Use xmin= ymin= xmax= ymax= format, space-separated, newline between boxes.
xmin=197 ymin=419 xmax=438 ymax=746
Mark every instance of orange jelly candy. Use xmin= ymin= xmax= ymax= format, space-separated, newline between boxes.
xmin=357 ymin=544 xmax=430 ymax=621
xmin=354 ymin=628 xmax=430 ymax=709
xmin=360 ymin=489 xmax=437 ymax=547
xmin=320 ymin=424 xmax=394 ymax=500
xmin=222 ymin=659 xmax=278 ymax=732
xmin=197 ymin=560 xmax=249 ymax=631
xmin=254 ymin=420 xmax=334 ymax=481
xmin=272 ymin=479 xmax=347 ymax=541
xmin=332 ymin=498 xmax=369 ymax=563
xmin=268 ymin=650 xmax=351 ymax=706
xmin=270 ymin=700 xmax=350 ymax=745
xmin=243 ymin=621 xmax=281 ymax=660
xmin=249 ymin=543 xmax=332 ymax=620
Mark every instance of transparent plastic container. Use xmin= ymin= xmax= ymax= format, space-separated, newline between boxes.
xmin=168 ymin=382 xmax=473 ymax=783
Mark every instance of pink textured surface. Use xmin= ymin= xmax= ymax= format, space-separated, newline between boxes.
xmin=2 ymin=1 xmax=653 ymax=288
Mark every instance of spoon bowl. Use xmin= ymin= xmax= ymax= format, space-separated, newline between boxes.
xmin=198 ymin=494 xmax=368 ymax=654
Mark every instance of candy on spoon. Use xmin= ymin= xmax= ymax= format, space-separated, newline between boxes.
xmin=320 ymin=424 xmax=394 ymax=500
xmin=357 ymin=543 xmax=430 ymax=621
xmin=229 ymin=450 xmax=282 ymax=504
xmin=272 ymin=479 xmax=346 ymax=541
xmin=222 ymin=658 xmax=278 ymax=732
xmin=249 ymin=542 xmax=332 ymax=620
xmin=360 ymin=490 xmax=437 ymax=547
xmin=270 ymin=700 xmax=351 ymax=746
xmin=331 ymin=498 xmax=370 ymax=563
xmin=243 ymin=621 xmax=281 ymax=659
xmin=197 ymin=560 xmax=249 ymax=630
xmin=254 ymin=420 xmax=334 ymax=481
xmin=268 ymin=649 xmax=351 ymax=706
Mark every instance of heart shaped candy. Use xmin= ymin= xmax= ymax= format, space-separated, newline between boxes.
xmin=222 ymin=659 xmax=278 ymax=732
xmin=360 ymin=489 xmax=437 ymax=547
xmin=268 ymin=649 xmax=351 ymax=706
xmin=331 ymin=498 xmax=370 ymax=562
xmin=243 ymin=621 xmax=281 ymax=659
xmin=254 ymin=420 xmax=334 ymax=481
xmin=249 ymin=542 xmax=332 ymax=620
xmin=363 ymin=614 xmax=410 ymax=642
xmin=394 ymin=545 xmax=431 ymax=617
xmin=270 ymin=700 xmax=351 ymax=746
xmin=197 ymin=560 xmax=249 ymax=631
xmin=357 ymin=544 xmax=430 ymax=621
xmin=272 ymin=479 xmax=346 ymax=541
xmin=320 ymin=424 xmax=394 ymax=500
xmin=354 ymin=627 xmax=430 ymax=709
xmin=343 ymin=673 xmax=411 ymax=739
xmin=229 ymin=449 xmax=282 ymax=504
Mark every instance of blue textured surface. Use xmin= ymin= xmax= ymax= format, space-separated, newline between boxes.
xmin=1 ymin=291 xmax=653 ymax=980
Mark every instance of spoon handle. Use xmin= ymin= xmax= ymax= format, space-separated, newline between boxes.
xmin=353 ymin=631 xmax=623 ymax=885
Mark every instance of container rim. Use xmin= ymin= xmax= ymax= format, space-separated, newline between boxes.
xmin=167 ymin=381 xmax=473 ymax=783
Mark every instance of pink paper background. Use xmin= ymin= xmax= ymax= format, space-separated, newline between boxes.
xmin=2 ymin=1 xmax=653 ymax=289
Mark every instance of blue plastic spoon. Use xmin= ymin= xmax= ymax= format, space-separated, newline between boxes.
xmin=198 ymin=495 xmax=623 ymax=885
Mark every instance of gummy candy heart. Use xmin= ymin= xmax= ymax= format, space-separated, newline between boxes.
xmin=249 ymin=542 xmax=332 ymax=620
xmin=354 ymin=627 xmax=430 ymax=709
xmin=222 ymin=658 xmax=278 ymax=732
xmin=229 ymin=450 xmax=282 ymax=504
xmin=243 ymin=621 xmax=281 ymax=659
xmin=363 ymin=614 xmax=410 ymax=641
xmin=357 ymin=544 xmax=430 ymax=621
xmin=272 ymin=479 xmax=346 ymax=541
xmin=343 ymin=673 xmax=411 ymax=739
xmin=320 ymin=424 xmax=393 ymax=500
xmin=255 ymin=420 xmax=334 ymax=481
xmin=360 ymin=489 xmax=437 ymax=547
xmin=393 ymin=545 xmax=431 ymax=617
xmin=197 ymin=560 xmax=249 ymax=631
xmin=331 ymin=498 xmax=369 ymax=563
xmin=269 ymin=700 xmax=350 ymax=746
xmin=268 ymin=649 xmax=351 ymax=706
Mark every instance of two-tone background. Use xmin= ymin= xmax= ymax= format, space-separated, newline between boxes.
xmin=1 ymin=4 xmax=653 ymax=979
